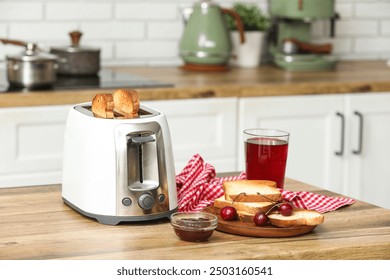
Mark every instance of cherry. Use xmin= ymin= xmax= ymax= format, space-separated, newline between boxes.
xmin=253 ymin=212 xmax=268 ymax=226
xmin=220 ymin=206 xmax=237 ymax=221
xmin=279 ymin=202 xmax=293 ymax=216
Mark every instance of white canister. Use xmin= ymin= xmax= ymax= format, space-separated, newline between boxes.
xmin=230 ymin=31 xmax=265 ymax=68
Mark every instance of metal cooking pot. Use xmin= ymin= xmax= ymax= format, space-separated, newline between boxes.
xmin=1 ymin=39 xmax=59 ymax=89
xmin=50 ymin=31 xmax=100 ymax=76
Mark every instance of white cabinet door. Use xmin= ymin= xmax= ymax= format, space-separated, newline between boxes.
xmin=0 ymin=105 xmax=71 ymax=188
xmin=144 ymin=98 xmax=238 ymax=174
xmin=346 ymin=93 xmax=390 ymax=209
xmin=238 ymin=95 xmax=345 ymax=193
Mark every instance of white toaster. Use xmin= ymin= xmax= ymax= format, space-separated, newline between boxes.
xmin=62 ymin=102 xmax=178 ymax=225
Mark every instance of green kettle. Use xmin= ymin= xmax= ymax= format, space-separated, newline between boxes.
xmin=179 ymin=0 xmax=245 ymax=67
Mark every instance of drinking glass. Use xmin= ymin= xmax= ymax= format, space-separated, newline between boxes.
xmin=244 ymin=128 xmax=290 ymax=189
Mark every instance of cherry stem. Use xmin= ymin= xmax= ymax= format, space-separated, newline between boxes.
xmin=265 ymin=202 xmax=293 ymax=215
xmin=265 ymin=203 xmax=281 ymax=215
xmin=256 ymin=192 xmax=279 ymax=204
xmin=231 ymin=192 xmax=246 ymax=205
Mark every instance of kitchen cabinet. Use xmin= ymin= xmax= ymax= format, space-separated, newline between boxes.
xmin=238 ymin=93 xmax=390 ymax=209
xmin=238 ymin=94 xmax=344 ymax=193
xmin=0 ymin=105 xmax=71 ymax=188
xmin=346 ymin=93 xmax=390 ymax=209
xmin=0 ymin=98 xmax=237 ymax=188
xmin=144 ymin=98 xmax=238 ymax=174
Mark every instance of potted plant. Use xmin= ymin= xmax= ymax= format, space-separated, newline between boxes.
xmin=225 ymin=2 xmax=271 ymax=68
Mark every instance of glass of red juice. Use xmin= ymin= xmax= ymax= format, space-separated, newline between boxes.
xmin=244 ymin=128 xmax=290 ymax=189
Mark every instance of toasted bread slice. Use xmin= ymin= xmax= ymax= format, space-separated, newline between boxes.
xmin=237 ymin=210 xmax=257 ymax=223
xmin=213 ymin=195 xmax=274 ymax=215
xmin=105 ymin=109 xmax=114 ymax=119
xmin=92 ymin=93 xmax=114 ymax=118
xmin=237 ymin=208 xmax=324 ymax=227
xmin=113 ymin=88 xmax=139 ymax=118
xmin=223 ymin=180 xmax=281 ymax=203
xmin=268 ymin=209 xmax=324 ymax=228
xmin=113 ymin=110 xmax=138 ymax=119
xmin=130 ymin=89 xmax=140 ymax=113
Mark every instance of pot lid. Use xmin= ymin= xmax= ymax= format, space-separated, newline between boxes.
xmin=51 ymin=30 xmax=100 ymax=53
xmin=7 ymin=43 xmax=58 ymax=62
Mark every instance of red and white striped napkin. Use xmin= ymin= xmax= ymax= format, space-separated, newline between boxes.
xmin=176 ymin=154 xmax=245 ymax=212
xmin=176 ymin=154 xmax=355 ymax=213
xmin=281 ymin=190 xmax=355 ymax=213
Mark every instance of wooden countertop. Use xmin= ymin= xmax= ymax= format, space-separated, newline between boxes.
xmin=2 ymin=60 xmax=390 ymax=108
xmin=1 ymin=177 xmax=390 ymax=260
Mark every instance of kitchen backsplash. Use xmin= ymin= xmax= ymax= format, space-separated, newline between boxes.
xmin=1 ymin=0 xmax=390 ymax=67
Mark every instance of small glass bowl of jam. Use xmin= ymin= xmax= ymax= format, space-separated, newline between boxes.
xmin=170 ymin=212 xmax=218 ymax=242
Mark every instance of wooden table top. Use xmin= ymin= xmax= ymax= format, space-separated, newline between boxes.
xmin=1 ymin=177 xmax=389 ymax=260
xmin=2 ymin=60 xmax=390 ymax=108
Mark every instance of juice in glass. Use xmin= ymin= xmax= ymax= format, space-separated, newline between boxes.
xmin=244 ymin=129 xmax=289 ymax=189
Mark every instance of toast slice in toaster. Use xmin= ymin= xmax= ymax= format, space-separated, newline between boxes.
xmin=113 ymin=88 xmax=140 ymax=118
xmin=91 ymin=89 xmax=140 ymax=119
xmin=92 ymin=93 xmax=114 ymax=118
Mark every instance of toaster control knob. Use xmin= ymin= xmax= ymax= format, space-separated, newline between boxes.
xmin=158 ymin=194 xmax=166 ymax=204
xmin=138 ymin=193 xmax=154 ymax=210
xmin=122 ymin=197 xmax=132 ymax=207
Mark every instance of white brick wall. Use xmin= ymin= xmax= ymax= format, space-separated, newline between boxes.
xmin=115 ymin=3 xmax=178 ymax=20
xmin=0 ymin=0 xmax=390 ymax=67
xmin=46 ymin=2 xmax=112 ymax=20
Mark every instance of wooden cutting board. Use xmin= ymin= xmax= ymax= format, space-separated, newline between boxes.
xmin=203 ymin=206 xmax=317 ymax=238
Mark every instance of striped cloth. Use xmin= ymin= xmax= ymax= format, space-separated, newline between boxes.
xmin=176 ymin=154 xmax=245 ymax=212
xmin=281 ymin=190 xmax=355 ymax=213
xmin=176 ymin=154 xmax=355 ymax=213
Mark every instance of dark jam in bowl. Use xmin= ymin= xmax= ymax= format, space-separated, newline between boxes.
xmin=170 ymin=213 xmax=218 ymax=242
xmin=173 ymin=228 xmax=214 ymax=242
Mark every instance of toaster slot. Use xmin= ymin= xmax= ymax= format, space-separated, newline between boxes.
xmin=75 ymin=103 xmax=161 ymax=118
xmin=132 ymin=135 xmax=155 ymax=184
xmin=127 ymin=132 xmax=159 ymax=192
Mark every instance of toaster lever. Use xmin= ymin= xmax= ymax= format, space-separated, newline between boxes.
xmin=131 ymin=135 xmax=155 ymax=144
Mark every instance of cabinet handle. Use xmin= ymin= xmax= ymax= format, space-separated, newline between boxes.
xmin=353 ymin=111 xmax=364 ymax=155
xmin=335 ymin=112 xmax=345 ymax=156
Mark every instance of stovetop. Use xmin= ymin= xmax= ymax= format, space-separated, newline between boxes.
xmin=0 ymin=69 xmax=173 ymax=93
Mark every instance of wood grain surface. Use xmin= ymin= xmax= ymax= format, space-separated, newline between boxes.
xmin=2 ymin=60 xmax=390 ymax=108
xmin=1 ymin=177 xmax=390 ymax=260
